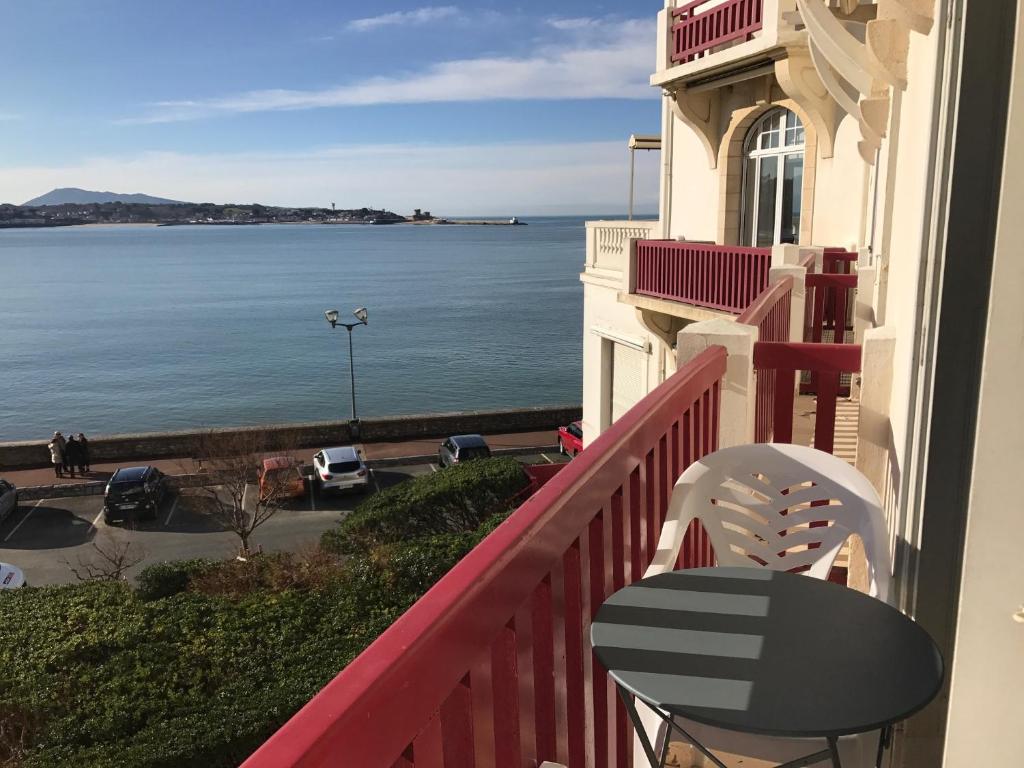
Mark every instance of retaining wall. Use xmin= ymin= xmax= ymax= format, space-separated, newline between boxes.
xmin=0 ymin=406 xmax=581 ymax=471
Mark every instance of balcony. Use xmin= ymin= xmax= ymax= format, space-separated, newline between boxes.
xmin=653 ymin=0 xmax=794 ymax=88
xmin=632 ymin=240 xmax=772 ymax=314
xmin=584 ymin=219 xmax=659 ymax=276
xmin=241 ymin=246 xmax=868 ymax=767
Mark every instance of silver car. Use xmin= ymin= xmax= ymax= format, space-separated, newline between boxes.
xmin=0 ymin=479 xmax=17 ymax=525
xmin=438 ymin=435 xmax=491 ymax=468
xmin=313 ymin=446 xmax=369 ymax=493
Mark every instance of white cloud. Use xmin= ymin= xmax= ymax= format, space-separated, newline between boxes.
xmin=346 ymin=6 xmax=460 ymax=32
xmin=546 ymin=18 xmax=602 ymax=31
xmin=120 ymin=18 xmax=655 ymax=124
xmin=0 ymin=142 xmax=661 ymax=216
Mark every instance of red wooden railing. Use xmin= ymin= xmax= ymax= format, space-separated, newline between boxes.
xmin=738 ymin=277 xmax=793 ymax=443
xmin=753 ymin=342 xmax=861 ymax=455
xmin=635 ymin=240 xmax=771 ymax=313
xmin=671 ymin=0 xmax=765 ymax=64
xmin=242 ymin=349 xmax=727 ymax=768
xmin=823 ymin=248 xmax=857 ymax=275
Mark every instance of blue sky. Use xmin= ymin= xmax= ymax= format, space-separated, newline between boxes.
xmin=0 ymin=1 xmax=664 ymax=214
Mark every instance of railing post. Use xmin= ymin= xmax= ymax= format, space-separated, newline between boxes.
xmin=626 ymin=239 xmax=640 ymax=294
xmin=799 ymin=246 xmax=825 ymax=273
xmin=855 ymin=328 xmax=896 ymax=500
xmin=677 ymin=319 xmax=756 ymax=447
xmin=771 ymin=244 xmax=801 ymax=267
xmin=769 ymin=265 xmax=807 ymax=345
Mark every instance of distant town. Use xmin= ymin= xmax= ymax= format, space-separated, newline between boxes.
xmin=0 ymin=189 xmax=525 ymax=228
xmin=0 ymin=200 xmax=408 ymax=228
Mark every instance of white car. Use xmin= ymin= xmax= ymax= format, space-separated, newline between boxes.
xmin=313 ymin=446 xmax=369 ymax=493
xmin=0 ymin=562 xmax=25 ymax=590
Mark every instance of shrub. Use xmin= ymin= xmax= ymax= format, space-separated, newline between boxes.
xmin=321 ymin=457 xmax=528 ymax=556
xmin=136 ymin=559 xmax=215 ymax=601
xmin=189 ymin=549 xmax=344 ymax=599
xmin=0 ymin=462 xmax=523 ymax=767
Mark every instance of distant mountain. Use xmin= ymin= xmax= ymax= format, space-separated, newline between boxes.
xmin=22 ymin=188 xmax=187 ymax=207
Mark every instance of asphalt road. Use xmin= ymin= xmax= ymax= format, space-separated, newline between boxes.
xmin=0 ymin=452 xmax=568 ymax=587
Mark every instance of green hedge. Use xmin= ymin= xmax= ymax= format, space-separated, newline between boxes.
xmin=0 ymin=465 xmax=520 ymax=767
xmin=136 ymin=559 xmax=216 ymax=601
xmin=321 ymin=457 xmax=528 ymax=555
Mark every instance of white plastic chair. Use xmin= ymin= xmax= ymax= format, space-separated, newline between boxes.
xmin=636 ymin=443 xmax=893 ymax=767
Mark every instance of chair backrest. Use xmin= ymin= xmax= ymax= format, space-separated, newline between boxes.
xmin=646 ymin=443 xmax=892 ymax=602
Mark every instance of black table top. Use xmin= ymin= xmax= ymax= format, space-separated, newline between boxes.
xmin=591 ymin=568 xmax=943 ymax=739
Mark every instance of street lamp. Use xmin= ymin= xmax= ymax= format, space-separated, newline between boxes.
xmin=324 ymin=307 xmax=368 ymax=437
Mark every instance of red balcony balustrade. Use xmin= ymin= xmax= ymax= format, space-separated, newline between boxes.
xmin=242 ymin=348 xmax=727 ymax=768
xmin=737 ymin=276 xmax=793 ymax=443
xmin=635 ymin=240 xmax=772 ymax=313
xmin=671 ymin=0 xmax=765 ymax=64
xmin=753 ymin=342 xmax=862 ymax=455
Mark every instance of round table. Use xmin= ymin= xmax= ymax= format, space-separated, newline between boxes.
xmin=591 ymin=567 xmax=943 ymax=767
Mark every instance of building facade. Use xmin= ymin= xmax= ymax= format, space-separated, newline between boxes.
xmin=580 ymin=1 xmax=1022 ymax=764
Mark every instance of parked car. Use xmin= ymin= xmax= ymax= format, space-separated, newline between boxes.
xmin=103 ymin=466 xmax=168 ymax=524
xmin=312 ymin=446 xmax=369 ymax=493
xmin=558 ymin=421 xmax=584 ymax=458
xmin=0 ymin=562 xmax=25 ymax=590
xmin=258 ymin=456 xmax=307 ymax=502
xmin=438 ymin=434 xmax=492 ymax=468
xmin=0 ymin=478 xmax=17 ymax=524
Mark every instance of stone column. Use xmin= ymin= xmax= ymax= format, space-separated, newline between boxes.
xmin=677 ymin=319 xmax=757 ymax=447
xmin=771 ymin=243 xmax=802 ymax=267
xmin=768 ymin=264 xmax=808 ymax=344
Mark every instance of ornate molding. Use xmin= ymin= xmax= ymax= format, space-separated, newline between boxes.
xmin=776 ymin=45 xmax=839 ymax=159
xmin=788 ymin=0 xmax=935 ymax=166
xmin=666 ymin=87 xmax=722 ymax=170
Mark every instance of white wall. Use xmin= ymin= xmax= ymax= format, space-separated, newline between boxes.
xmin=808 ymin=114 xmax=869 ymax=249
xmin=667 ymin=116 xmax=720 ymax=240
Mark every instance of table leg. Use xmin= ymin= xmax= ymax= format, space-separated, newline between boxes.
xmin=827 ymin=736 xmax=843 ymax=768
xmin=616 ymin=685 xmax=667 ymax=768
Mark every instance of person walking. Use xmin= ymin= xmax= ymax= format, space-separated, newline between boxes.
xmin=77 ymin=433 xmax=91 ymax=473
xmin=64 ymin=435 xmax=81 ymax=479
xmin=48 ymin=432 xmax=65 ymax=479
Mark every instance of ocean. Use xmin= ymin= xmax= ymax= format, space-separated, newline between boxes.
xmin=0 ymin=218 xmax=591 ymax=442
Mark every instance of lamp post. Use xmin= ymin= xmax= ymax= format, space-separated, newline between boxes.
xmin=324 ymin=307 xmax=368 ymax=438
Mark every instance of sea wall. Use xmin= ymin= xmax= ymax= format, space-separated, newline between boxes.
xmin=0 ymin=406 xmax=581 ymax=471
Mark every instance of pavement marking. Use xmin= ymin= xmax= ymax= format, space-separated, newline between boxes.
xmin=91 ymin=505 xmax=105 ymax=529
xmin=4 ymin=499 xmax=43 ymax=543
xmin=369 ymin=469 xmax=381 ymax=493
xmin=164 ymin=496 xmax=179 ymax=527
xmin=242 ymin=483 xmax=250 ymax=513
xmin=540 ymin=453 xmax=554 ymax=464
xmin=429 ymin=463 xmax=439 ymax=473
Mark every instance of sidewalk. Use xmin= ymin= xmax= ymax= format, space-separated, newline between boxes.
xmin=2 ymin=429 xmax=560 ymax=489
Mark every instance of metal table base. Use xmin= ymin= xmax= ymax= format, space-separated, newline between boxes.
xmin=617 ymin=686 xmax=890 ymax=768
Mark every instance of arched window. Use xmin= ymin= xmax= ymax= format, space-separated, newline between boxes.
xmin=740 ymin=108 xmax=805 ymax=247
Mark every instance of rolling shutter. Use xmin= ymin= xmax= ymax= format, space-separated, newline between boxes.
xmin=611 ymin=343 xmax=646 ymax=423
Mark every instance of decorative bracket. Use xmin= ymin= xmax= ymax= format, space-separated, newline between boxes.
xmin=775 ymin=45 xmax=839 ymax=159
xmin=666 ymin=86 xmax=722 ymax=170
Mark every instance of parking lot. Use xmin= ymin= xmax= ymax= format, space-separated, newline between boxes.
xmin=0 ymin=452 xmax=568 ymax=586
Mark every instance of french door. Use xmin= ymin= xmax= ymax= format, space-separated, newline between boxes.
xmin=741 ymin=109 xmax=805 ymax=247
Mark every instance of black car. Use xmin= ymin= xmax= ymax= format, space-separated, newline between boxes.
xmin=438 ymin=434 xmax=492 ymax=468
xmin=104 ymin=466 xmax=168 ymax=523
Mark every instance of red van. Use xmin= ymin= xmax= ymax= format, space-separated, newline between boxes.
xmin=258 ymin=456 xmax=306 ymax=502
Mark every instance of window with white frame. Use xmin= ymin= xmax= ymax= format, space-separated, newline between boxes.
xmin=740 ymin=109 xmax=805 ymax=247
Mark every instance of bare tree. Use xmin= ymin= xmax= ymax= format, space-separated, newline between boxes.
xmin=64 ymin=532 xmax=144 ymax=582
xmin=184 ymin=429 xmax=305 ymax=559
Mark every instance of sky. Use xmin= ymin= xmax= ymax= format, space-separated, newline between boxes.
xmin=0 ymin=1 xmax=665 ymax=215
